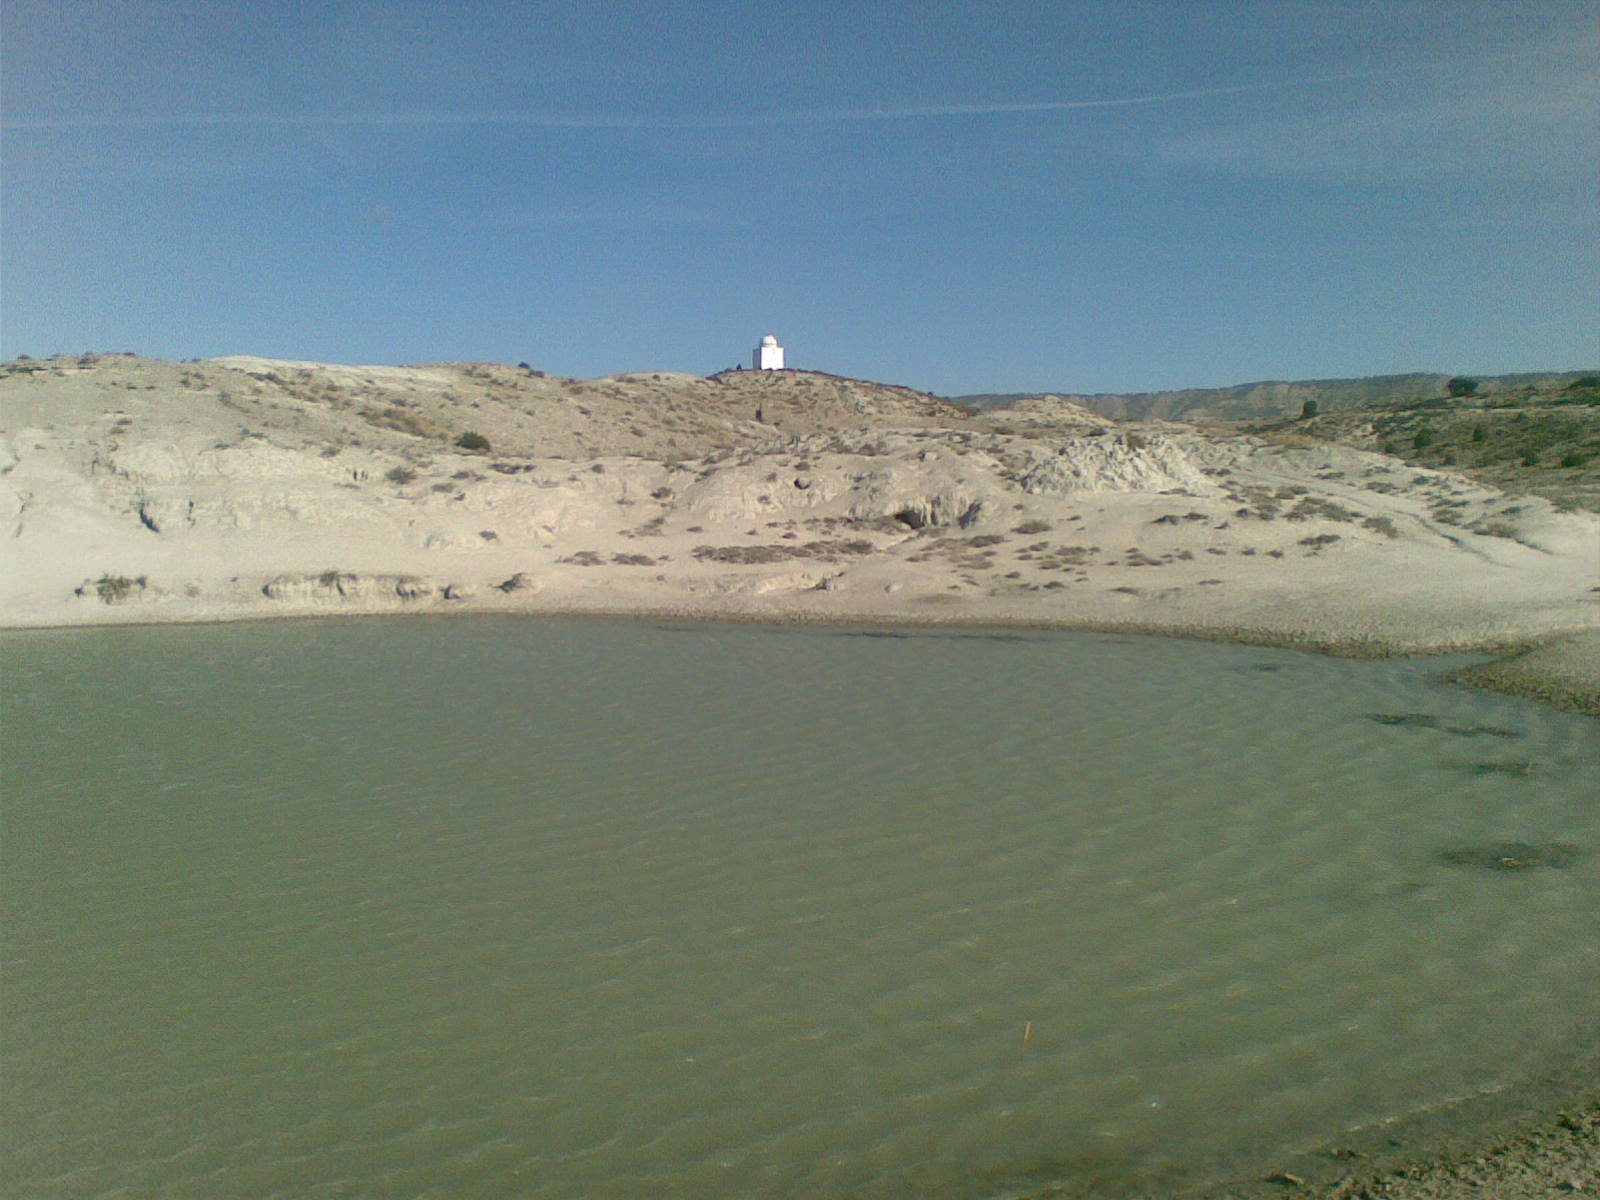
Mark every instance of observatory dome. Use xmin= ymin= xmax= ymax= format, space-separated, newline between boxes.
xmin=753 ymin=333 xmax=785 ymax=370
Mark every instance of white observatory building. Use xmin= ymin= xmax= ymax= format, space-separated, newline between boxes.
xmin=753 ymin=334 xmax=785 ymax=371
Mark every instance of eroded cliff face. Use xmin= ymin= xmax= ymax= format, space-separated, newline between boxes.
xmin=3 ymin=354 xmax=1596 ymax=648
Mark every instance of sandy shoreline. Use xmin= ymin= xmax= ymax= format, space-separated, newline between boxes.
xmin=6 ymin=355 xmax=1595 ymax=679
xmin=1446 ymin=629 xmax=1600 ymax=718
xmin=6 ymin=595 xmax=1597 ymax=717
xmin=1176 ymin=1093 xmax=1599 ymax=1199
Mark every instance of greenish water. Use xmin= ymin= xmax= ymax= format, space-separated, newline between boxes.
xmin=3 ymin=617 xmax=1597 ymax=1199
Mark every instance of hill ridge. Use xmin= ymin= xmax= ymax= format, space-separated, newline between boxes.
xmin=954 ymin=371 xmax=1600 ymax=422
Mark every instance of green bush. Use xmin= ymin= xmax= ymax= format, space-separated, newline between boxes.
xmin=455 ymin=431 xmax=491 ymax=452
xmin=1447 ymin=377 xmax=1479 ymax=398
xmin=385 ymin=465 xmax=417 ymax=484
xmin=1413 ymin=427 xmax=1435 ymax=450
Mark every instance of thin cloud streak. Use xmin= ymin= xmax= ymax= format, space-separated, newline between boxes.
xmin=3 ymin=52 xmax=1554 ymax=132
xmin=5 ymin=82 xmax=1273 ymax=130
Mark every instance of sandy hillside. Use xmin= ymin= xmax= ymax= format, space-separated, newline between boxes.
xmin=2 ymin=353 xmax=1596 ymax=686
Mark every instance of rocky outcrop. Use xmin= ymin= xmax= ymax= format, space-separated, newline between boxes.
xmin=260 ymin=572 xmax=435 ymax=605
xmin=1014 ymin=432 xmax=1218 ymax=496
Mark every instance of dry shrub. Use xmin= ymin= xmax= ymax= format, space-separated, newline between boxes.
xmin=362 ymin=406 xmax=449 ymax=440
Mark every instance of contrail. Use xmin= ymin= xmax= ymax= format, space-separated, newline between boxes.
xmin=0 ymin=83 xmax=1263 ymax=131
xmin=0 ymin=51 xmax=1572 ymax=132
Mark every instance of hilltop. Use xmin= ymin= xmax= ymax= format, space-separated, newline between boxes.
xmin=0 ymin=353 xmax=960 ymax=464
xmin=2 ymin=352 xmax=1596 ymax=710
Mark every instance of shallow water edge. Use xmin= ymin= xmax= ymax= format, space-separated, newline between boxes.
xmin=4 ymin=597 xmax=1597 ymax=717
xmin=1168 ymin=1066 xmax=1600 ymax=1199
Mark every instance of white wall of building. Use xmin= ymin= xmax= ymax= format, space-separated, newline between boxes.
xmin=753 ymin=335 xmax=784 ymax=370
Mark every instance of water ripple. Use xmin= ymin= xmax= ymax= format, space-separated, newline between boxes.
xmin=3 ymin=619 xmax=1596 ymax=1199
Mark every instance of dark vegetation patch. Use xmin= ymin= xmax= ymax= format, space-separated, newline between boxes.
xmin=1285 ymin=496 xmax=1356 ymax=522
xmin=692 ymin=539 xmax=875 ymax=564
xmin=362 ymin=405 xmax=449 ymax=440
xmin=77 ymin=573 xmax=147 ymax=603
xmin=1255 ymin=381 xmax=1600 ymax=511
xmin=1465 ymin=760 xmax=1537 ymax=776
xmin=1369 ymin=713 xmax=1521 ymax=738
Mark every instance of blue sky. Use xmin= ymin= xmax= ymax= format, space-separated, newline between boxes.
xmin=3 ymin=1 xmax=1595 ymax=395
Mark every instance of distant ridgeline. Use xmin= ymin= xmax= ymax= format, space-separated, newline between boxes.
xmin=952 ymin=371 xmax=1600 ymax=423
